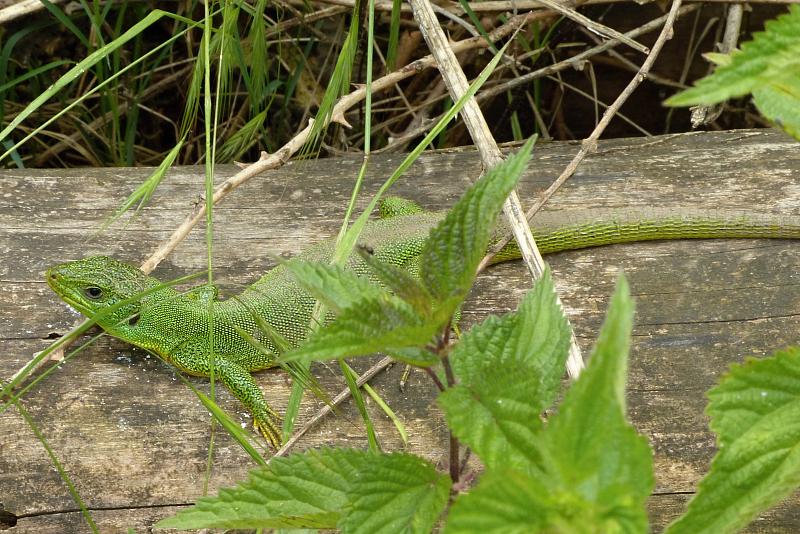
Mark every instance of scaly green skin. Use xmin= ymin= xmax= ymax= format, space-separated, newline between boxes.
xmin=46 ymin=199 xmax=800 ymax=447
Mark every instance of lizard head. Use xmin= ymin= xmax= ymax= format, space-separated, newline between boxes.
xmin=46 ymin=256 xmax=158 ymax=333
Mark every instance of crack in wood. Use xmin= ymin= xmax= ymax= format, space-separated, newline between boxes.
xmin=14 ymin=501 xmax=194 ymax=520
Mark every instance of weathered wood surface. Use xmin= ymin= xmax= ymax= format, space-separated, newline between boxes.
xmin=2 ymin=128 xmax=799 ymax=533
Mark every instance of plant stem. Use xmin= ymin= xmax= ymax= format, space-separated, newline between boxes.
xmin=424 ymin=330 xmax=461 ymax=483
xmin=442 ymin=354 xmax=456 ymax=388
xmin=424 ymin=367 xmax=446 ymax=392
xmin=449 ymin=431 xmax=460 ymax=484
xmin=441 ymin=354 xmax=460 ymax=483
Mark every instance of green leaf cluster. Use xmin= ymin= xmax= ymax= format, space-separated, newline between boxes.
xmin=444 ymin=276 xmax=653 ymax=533
xmin=157 ymin=137 xmax=655 ymax=532
xmin=157 ymin=448 xmax=451 ymax=532
xmin=158 ymin=271 xmax=655 ymax=532
xmin=280 ymin=136 xmax=537 ymax=367
xmin=666 ymin=7 xmax=800 ymax=140
xmin=156 ymin=133 xmax=800 ymax=533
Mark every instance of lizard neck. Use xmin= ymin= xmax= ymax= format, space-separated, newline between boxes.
xmin=107 ymin=288 xmax=209 ymax=357
xmin=122 ymin=288 xmax=284 ymax=362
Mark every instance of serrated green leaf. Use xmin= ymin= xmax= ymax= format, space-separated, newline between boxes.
xmin=420 ymin=137 xmax=535 ymax=316
xmin=439 ymin=369 xmax=545 ymax=472
xmin=449 ymin=457 xmax=655 ymax=533
xmin=444 ymin=468 xmax=551 ymax=533
xmin=541 ymin=275 xmax=653 ymax=532
xmin=357 ymin=246 xmax=433 ymax=317
xmin=666 ymin=348 xmax=800 ymax=534
xmin=560 ymin=275 xmax=633 ymax=413
xmin=157 ymin=448 xmax=447 ymax=533
xmin=342 ymin=453 xmax=451 ymax=534
xmin=752 ymin=73 xmax=800 ymax=141
xmin=439 ymin=270 xmax=571 ymax=470
xmin=156 ymin=448 xmax=364 ymax=529
xmin=666 ymin=6 xmax=800 ymax=107
xmin=446 ymin=277 xmax=650 ymax=533
xmin=450 ymin=269 xmax=570 ymax=404
xmin=279 ymin=294 xmax=439 ymax=366
xmin=707 ymin=348 xmax=800 ymax=444
xmin=284 ymin=258 xmax=388 ymax=313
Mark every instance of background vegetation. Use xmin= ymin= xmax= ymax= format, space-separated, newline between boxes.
xmin=0 ymin=1 xmax=792 ymax=168
xmin=3 ymin=1 xmax=800 ymax=532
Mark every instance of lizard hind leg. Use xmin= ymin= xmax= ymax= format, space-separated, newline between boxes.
xmin=214 ymin=358 xmax=282 ymax=447
xmin=172 ymin=347 xmax=282 ymax=448
xmin=215 ymin=359 xmax=282 ymax=447
xmin=379 ymin=197 xmax=424 ymax=218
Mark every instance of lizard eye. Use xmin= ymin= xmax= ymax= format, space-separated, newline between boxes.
xmin=83 ymin=286 xmax=103 ymax=300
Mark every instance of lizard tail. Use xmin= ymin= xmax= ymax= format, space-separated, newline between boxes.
xmin=488 ymin=207 xmax=800 ymax=265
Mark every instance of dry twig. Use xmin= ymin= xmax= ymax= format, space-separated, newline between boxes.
xmin=292 ymin=0 xmax=800 ymax=14
xmin=391 ymin=5 xmax=699 ymax=154
xmin=691 ymin=5 xmax=743 ymax=126
xmin=532 ymin=0 xmax=649 ymax=54
xmin=408 ymin=0 xmax=586 ymax=378
xmin=480 ymin=0 xmax=687 ymax=269
xmin=273 ymin=357 xmax=394 ymax=457
xmin=0 ymin=0 xmax=67 ymax=24
xmin=527 ymin=0 xmax=685 ymax=219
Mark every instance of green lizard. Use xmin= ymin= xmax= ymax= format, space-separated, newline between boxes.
xmin=46 ymin=198 xmax=800 ymax=447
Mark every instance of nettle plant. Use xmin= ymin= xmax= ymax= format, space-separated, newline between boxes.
xmin=159 ymin=143 xmax=800 ymax=532
xmin=667 ymin=6 xmax=800 ymax=140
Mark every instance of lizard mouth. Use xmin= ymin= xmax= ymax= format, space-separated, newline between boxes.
xmin=46 ymin=267 xmax=93 ymax=316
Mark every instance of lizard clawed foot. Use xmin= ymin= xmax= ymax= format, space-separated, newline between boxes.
xmin=255 ymin=412 xmax=283 ymax=449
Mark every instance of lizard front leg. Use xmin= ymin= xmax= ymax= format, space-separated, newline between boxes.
xmin=171 ymin=345 xmax=282 ymax=448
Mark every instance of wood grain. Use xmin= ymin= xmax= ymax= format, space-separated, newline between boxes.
xmin=2 ymin=128 xmax=799 ymax=532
